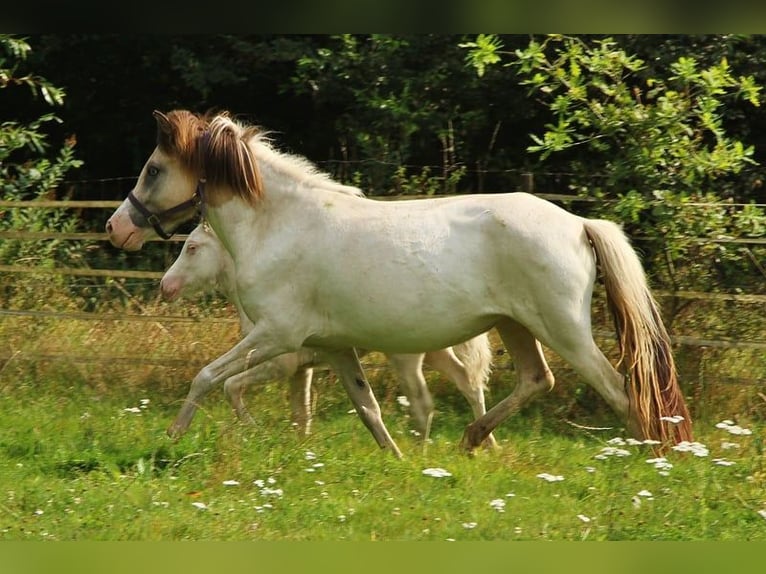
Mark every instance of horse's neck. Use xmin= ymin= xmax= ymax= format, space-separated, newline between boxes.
xmin=252 ymin=139 xmax=364 ymax=197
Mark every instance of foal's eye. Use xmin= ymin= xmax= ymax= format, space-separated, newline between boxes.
xmin=187 ymin=243 xmax=197 ymax=254
xmin=147 ymin=165 xmax=160 ymax=177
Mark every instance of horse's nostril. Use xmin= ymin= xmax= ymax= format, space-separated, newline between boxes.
xmin=105 ymin=220 xmax=113 ymax=233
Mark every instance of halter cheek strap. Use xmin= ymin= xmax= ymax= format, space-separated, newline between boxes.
xmin=127 ymin=179 xmax=205 ymax=240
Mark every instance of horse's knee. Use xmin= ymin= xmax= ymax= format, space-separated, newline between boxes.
xmin=190 ymin=366 xmax=216 ymax=396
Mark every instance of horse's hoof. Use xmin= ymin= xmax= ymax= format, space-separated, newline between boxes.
xmin=166 ymin=422 xmax=186 ymax=441
xmin=459 ymin=422 xmax=488 ymax=455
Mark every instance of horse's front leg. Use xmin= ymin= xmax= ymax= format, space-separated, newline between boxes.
xmin=167 ymin=327 xmax=289 ymax=439
xmin=324 ymin=348 xmax=403 ymax=459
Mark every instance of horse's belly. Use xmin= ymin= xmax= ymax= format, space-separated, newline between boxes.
xmin=304 ymin=283 xmax=500 ymax=354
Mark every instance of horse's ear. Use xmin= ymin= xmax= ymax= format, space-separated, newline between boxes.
xmin=153 ymin=110 xmax=173 ymax=150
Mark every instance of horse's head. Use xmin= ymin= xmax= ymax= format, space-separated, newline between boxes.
xmin=105 ymin=109 xmax=264 ymax=251
xmin=160 ymin=223 xmax=229 ymax=301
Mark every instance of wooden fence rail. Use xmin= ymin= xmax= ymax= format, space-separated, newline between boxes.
xmin=3 ymin=195 xmax=764 ymax=358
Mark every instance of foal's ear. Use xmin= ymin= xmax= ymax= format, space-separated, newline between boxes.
xmin=153 ymin=110 xmax=173 ymax=149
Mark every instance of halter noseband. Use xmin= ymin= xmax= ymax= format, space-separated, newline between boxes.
xmin=127 ymin=180 xmax=206 ymax=240
xmin=127 ymin=130 xmax=210 ymax=240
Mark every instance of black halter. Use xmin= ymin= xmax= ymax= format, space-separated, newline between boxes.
xmin=127 ymin=180 xmax=206 ymax=240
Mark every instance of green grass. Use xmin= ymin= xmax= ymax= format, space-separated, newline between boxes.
xmin=1 ymin=368 xmax=764 ymax=541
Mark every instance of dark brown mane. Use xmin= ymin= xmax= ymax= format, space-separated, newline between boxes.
xmin=154 ymin=109 xmax=264 ymax=205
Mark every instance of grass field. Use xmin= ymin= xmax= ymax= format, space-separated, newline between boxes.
xmin=1 ymin=351 xmax=764 ymax=542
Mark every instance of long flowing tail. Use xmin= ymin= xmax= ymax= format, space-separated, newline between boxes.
xmin=583 ymin=219 xmax=693 ymax=445
xmin=452 ymin=332 xmax=493 ymax=393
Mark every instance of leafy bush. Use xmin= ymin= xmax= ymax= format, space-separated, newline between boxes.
xmin=1 ymin=35 xmax=83 ymax=267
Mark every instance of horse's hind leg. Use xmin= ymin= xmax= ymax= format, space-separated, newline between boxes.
xmin=424 ymin=348 xmax=497 ymax=448
xmin=547 ymin=331 xmax=634 ymax=437
xmin=325 ymin=348 xmax=403 ymax=459
xmin=460 ymin=318 xmax=554 ymax=452
xmin=385 ymin=353 xmax=434 ymax=439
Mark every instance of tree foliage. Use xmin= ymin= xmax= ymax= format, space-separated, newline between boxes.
xmin=463 ymin=34 xmax=766 ymax=298
xmin=0 ymin=35 xmax=83 ymax=272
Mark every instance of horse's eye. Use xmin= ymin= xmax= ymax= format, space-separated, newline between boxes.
xmin=187 ymin=243 xmax=197 ymax=254
xmin=147 ymin=165 xmax=160 ymax=177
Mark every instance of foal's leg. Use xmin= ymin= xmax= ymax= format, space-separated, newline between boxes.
xmin=385 ymin=353 xmax=434 ymax=439
xmin=424 ymin=348 xmax=497 ymax=448
xmin=167 ymin=327 xmax=289 ymax=440
xmin=324 ymin=348 xmax=403 ymax=459
xmin=460 ymin=318 xmax=554 ymax=452
xmin=223 ymin=353 xmax=303 ymax=425
xmin=288 ymin=368 xmax=314 ymax=436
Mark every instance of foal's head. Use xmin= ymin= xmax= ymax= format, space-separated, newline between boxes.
xmin=105 ymin=109 xmax=264 ymax=251
xmin=160 ymin=223 xmax=229 ymax=302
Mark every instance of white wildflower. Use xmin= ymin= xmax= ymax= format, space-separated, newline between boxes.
xmin=577 ymin=514 xmax=591 ymax=523
xmin=758 ymin=510 xmax=766 ymax=520
xmin=716 ymin=420 xmax=752 ymax=436
xmin=646 ymin=457 xmax=673 ymax=472
xmin=191 ymin=502 xmax=207 ymax=510
xmin=594 ymin=446 xmax=631 ymax=459
xmin=396 ymin=395 xmax=411 ymax=408
xmin=671 ymin=441 xmax=709 ymax=457
xmin=660 ymin=415 xmax=685 ymax=424
xmin=536 ymin=473 xmax=565 ymax=482
xmin=260 ymin=487 xmax=283 ymax=498
xmin=462 ymin=522 xmax=478 ymax=529
xmin=422 ymin=467 xmax=452 ymax=478
xmin=712 ymin=458 xmax=736 ymax=467
xmin=222 ymin=480 xmax=240 ymax=486
xmin=489 ymin=499 xmax=506 ymax=512
xmin=637 ymin=489 xmax=653 ymax=498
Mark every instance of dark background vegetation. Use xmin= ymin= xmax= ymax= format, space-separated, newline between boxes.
xmin=11 ymin=34 xmax=766 ymax=200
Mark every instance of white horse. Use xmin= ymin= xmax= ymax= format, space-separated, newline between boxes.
xmin=106 ymin=109 xmax=693 ymax=455
xmin=160 ymin=222 xmax=494 ymax=440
